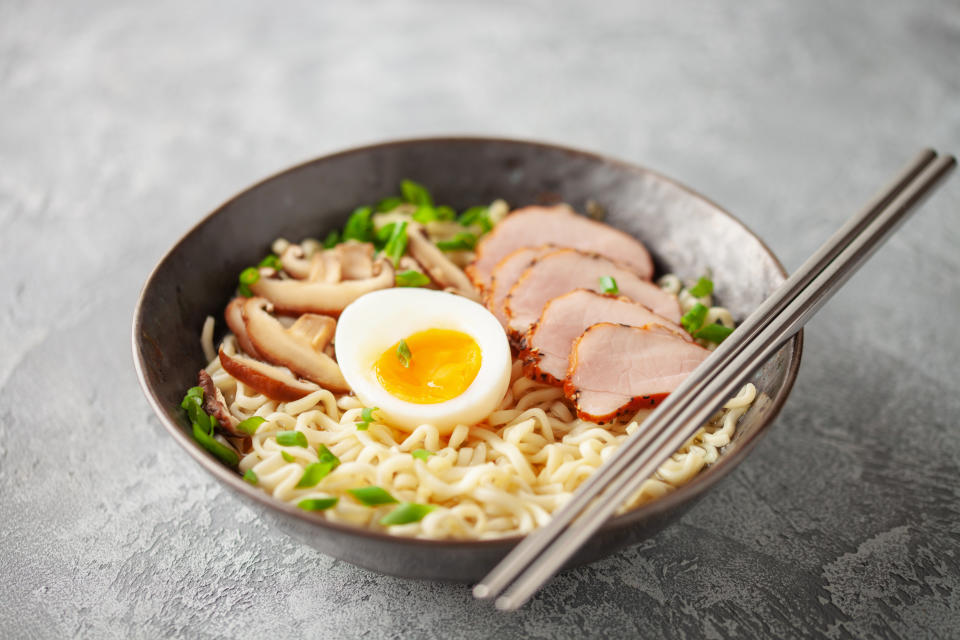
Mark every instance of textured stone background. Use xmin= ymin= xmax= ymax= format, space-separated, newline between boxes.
xmin=2 ymin=1 xmax=958 ymax=638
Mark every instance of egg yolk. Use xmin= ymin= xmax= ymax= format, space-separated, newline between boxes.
xmin=374 ymin=329 xmax=482 ymax=404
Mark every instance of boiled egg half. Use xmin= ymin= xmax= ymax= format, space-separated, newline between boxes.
xmin=335 ymin=288 xmax=511 ymax=434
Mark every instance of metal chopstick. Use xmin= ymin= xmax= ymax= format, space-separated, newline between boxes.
xmin=492 ymin=152 xmax=956 ymax=609
xmin=476 ymin=149 xmax=955 ymax=609
xmin=474 ymin=148 xmax=938 ymax=601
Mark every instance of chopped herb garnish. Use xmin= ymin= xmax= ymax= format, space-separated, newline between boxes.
xmin=298 ymin=497 xmax=338 ymax=512
xmin=694 ymin=323 xmax=735 ymax=344
xmin=380 ymin=502 xmax=436 ymax=526
xmin=181 ymin=386 xmax=211 ymax=431
xmin=435 ymin=232 xmax=477 ymax=252
xmin=348 ymin=486 xmax=399 ymax=506
xmin=192 ymin=422 xmax=239 ymax=467
xmin=435 ymin=205 xmax=457 ymax=221
xmin=296 ymin=447 xmax=339 ymax=488
xmin=342 ymin=206 xmax=374 ymax=243
xmin=457 ymin=206 xmax=492 ymax=232
xmin=323 ymin=230 xmax=340 ymax=249
xmin=681 ymin=303 xmax=709 ymax=335
xmin=281 ymin=450 xmax=295 ymax=463
xmin=376 ymin=196 xmax=404 ymax=212
xmin=383 ymin=221 xmax=408 ymax=266
xmin=258 ymin=254 xmax=283 ymax=271
xmin=182 ymin=385 xmax=204 ymax=402
xmin=317 ymin=443 xmax=340 ymax=469
xmin=296 ymin=461 xmax=335 ymax=488
xmin=412 ymin=205 xmax=438 ymax=223
xmin=181 ymin=387 xmax=239 ymax=467
xmin=396 ymin=339 xmax=412 ymax=368
xmin=400 ymin=179 xmax=433 ymax=207
xmin=688 ymin=276 xmax=714 ymax=298
xmin=276 ymin=430 xmax=308 ymax=447
xmin=411 ymin=449 xmax=434 ymax=461
xmin=357 ymin=407 xmax=379 ymax=431
xmin=599 ymin=276 xmax=619 ymax=295
xmin=237 ymin=267 xmax=260 ymax=297
xmin=243 ymin=469 xmax=258 ymax=484
xmin=374 ymin=222 xmax=396 ymax=250
xmin=395 ymin=270 xmax=431 ymax=287
xmin=236 ymin=416 xmax=265 ymax=436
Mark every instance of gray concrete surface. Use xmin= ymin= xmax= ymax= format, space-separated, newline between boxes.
xmin=2 ymin=1 xmax=959 ymax=638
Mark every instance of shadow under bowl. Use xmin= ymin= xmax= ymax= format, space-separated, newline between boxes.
xmin=132 ymin=137 xmax=802 ymax=582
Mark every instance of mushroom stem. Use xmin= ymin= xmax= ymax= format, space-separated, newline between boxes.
xmin=198 ymin=369 xmax=244 ymax=435
xmin=406 ymin=223 xmax=480 ymax=301
xmin=218 ymin=348 xmax=320 ymax=402
xmin=249 ymin=257 xmax=394 ymax=315
xmin=225 ymin=297 xmax=261 ymax=357
xmin=242 ymin=298 xmax=349 ymax=391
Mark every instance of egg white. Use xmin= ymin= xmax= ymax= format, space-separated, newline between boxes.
xmin=334 ymin=288 xmax=512 ymax=434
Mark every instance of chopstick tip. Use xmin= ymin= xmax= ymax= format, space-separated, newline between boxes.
xmin=473 ymin=583 xmax=491 ymax=599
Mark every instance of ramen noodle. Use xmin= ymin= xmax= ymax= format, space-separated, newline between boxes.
xmin=196 ymin=266 xmax=754 ymax=540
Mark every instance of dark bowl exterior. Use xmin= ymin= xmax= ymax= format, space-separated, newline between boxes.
xmin=133 ymin=137 xmax=801 ymax=582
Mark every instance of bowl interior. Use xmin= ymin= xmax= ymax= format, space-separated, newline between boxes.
xmin=133 ymin=137 xmax=801 ymax=580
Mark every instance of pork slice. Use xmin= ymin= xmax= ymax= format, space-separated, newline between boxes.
xmin=523 ymin=289 xmax=690 ymax=384
xmin=563 ymin=323 xmax=710 ymax=423
xmin=467 ymin=205 xmax=654 ymax=291
xmin=505 ymin=249 xmax=681 ymax=339
xmin=486 ymin=246 xmax=555 ymax=327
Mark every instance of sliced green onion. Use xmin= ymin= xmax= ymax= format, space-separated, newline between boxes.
xmin=435 ymin=205 xmax=457 ymax=221
xmin=688 ymin=276 xmax=714 ymax=298
xmin=180 ymin=387 xmax=212 ymax=432
xmin=342 ymin=206 xmax=374 ymax=242
xmin=457 ymin=206 xmax=492 ymax=232
xmin=599 ymin=276 xmax=619 ymax=295
xmin=356 ymin=407 xmax=379 ymax=431
xmin=412 ymin=205 xmax=438 ymax=223
xmin=383 ymin=221 xmax=408 ymax=266
xmin=348 ymin=486 xmax=399 ymax=506
xmin=400 ymin=179 xmax=433 ymax=207
xmin=237 ymin=267 xmax=260 ymax=297
xmin=380 ymin=502 xmax=435 ymax=526
xmin=374 ymin=222 xmax=396 ymax=250
xmin=317 ymin=443 xmax=340 ymax=467
xmin=258 ymin=254 xmax=283 ymax=271
xmin=236 ymin=416 xmax=265 ymax=436
xmin=296 ymin=448 xmax=338 ymax=487
xmin=276 ymin=430 xmax=308 ymax=447
xmin=376 ymin=196 xmax=404 ymax=212
xmin=395 ymin=270 xmax=431 ymax=287
xmin=182 ymin=385 xmax=204 ymax=402
xmin=298 ymin=497 xmax=338 ymax=512
xmin=296 ymin=461 xmax=336 ymax=488
xmin=243 ymin=469 xmax=258 ymax=484
xmin=281 ymin=450 xmax=295 ymax=463
xmin=411 ymin=449 xmax=434 ymax=461
xmin=323 ymin=230 xmax=340 ymax=248
xmin=396 ymin=339 xmax=412 ymax=368
xmin=681 ymin=303 xmax=709 ymax=335
xmin=694 ymin=323 xmax=734 ymax=343
xmin=435 ymin=232 xmax=477 ymax=252
xmin=192 ymin=422 xmax=239 ymax=467
xmin=239 ymin=267 xmax=260 ymax=285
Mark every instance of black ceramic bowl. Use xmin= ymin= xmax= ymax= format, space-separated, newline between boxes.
xmin=133 ymin=137 xmax=801 ymax=582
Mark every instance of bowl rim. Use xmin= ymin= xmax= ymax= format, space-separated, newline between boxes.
xmin=132 ymin=135 xmax=803 ymax=552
